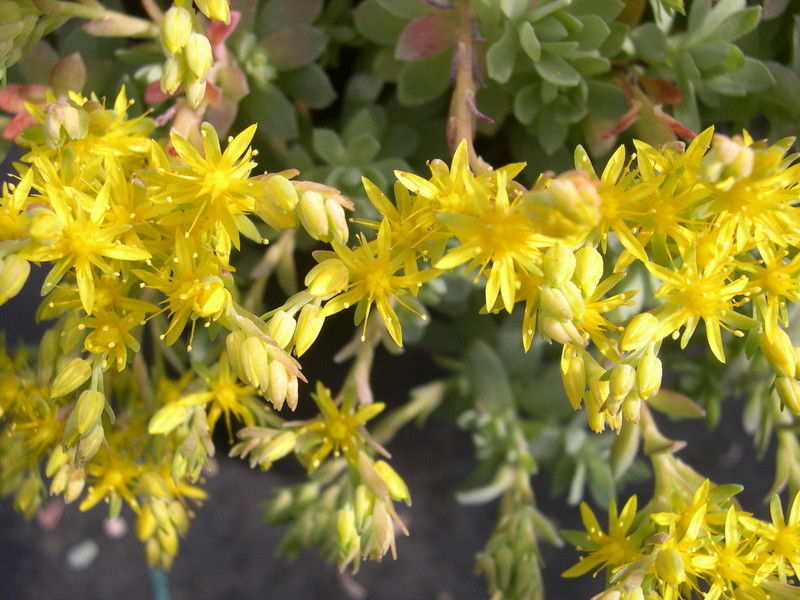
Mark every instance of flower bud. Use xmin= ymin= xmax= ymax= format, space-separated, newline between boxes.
xmin=297 ymin=190 xmax=329 ymax=241
xmin=623 ymin=391 xmax=641 ymax=423
xmin=184 ymin=32 xmax=213 ymax=78
xmin=161 ymin=6 xmax=193 ymax=55
xmin=148 ymin=402 xmax=190 ymax=435
xmin=775 ymin=376 xmax=800 ymax=414
xmin=267 ymin=310 xmax=296 ymax=349
xmin=543 ymin=245 xmax=576 ymax=287
xmin=267 ymin=360 xmax=289 ymax=410
xmin=295 ymin=304 xmax=325 ymax=356
xmin=26 ymin=205 xmax=63 ymax=244
xmin=161 ymin=55 xmax=185 ymax=95
xmin=194 ymin=0 xmax=231 ymax=24
xmin=573 ymin=246 xmax=603 ymax=297
xmin=265 ymin=175 xmax=299 ymax=212
xmin=306 ymin=259 xmax=350 ymax=298
xmin=609 ymin=364 xmax=636 ymax=400
xmin=193 ymin=276 xmax=229 ymax=317
xmin=539 ymin=286 xmax=574 ymax=321
xmin=225 ymin=330 xmax=247 ymax=376
xmin=184 ymin=74 xmax=207 ymax=109
xmin=260 ymin=430 xmax=296 ymax=465
xmin=655 ymin=546 xmax=686 ymax=586
xmin=51 ymin=357 xmax=92 ymax=398
xmin=242 ymin=336 xmax=270 ymax=391
xmin=325 ymin=197 xmax=349 ymax=245
xmin=76 ymin=422 xmax=105 ymax=463
xmin=0 ymin=254 xmax=30 ymax=304
xmin=374 ymin=460 xmax=410 ymax=504
xmin=636 ymin=354 xmax=662 ymax=399
xmin=760 ymin=330 xmax=796 ymax=379
xmin=75 ymin=389 xmax=105 ymax=436
xmin=562 ymin=352 xmax=586 ymax=410
xmin=540 ymin=315 xmax=584 ymax=346
xmin=620 ymin=313 xmax=660 ymax=352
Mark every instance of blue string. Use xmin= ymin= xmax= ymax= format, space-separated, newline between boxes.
xmin=150 ymin=567 xmax=171 ymax=600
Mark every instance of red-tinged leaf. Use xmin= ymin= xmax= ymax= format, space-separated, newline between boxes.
xmin=602 ymin=101 xmax=641 ymax=139
xmin=216 ymin=66 xmax=249 ymax=102
xmin=205 ymin=81 xmax=222 ymax=107
xmin=208 ymin=10 xmax=241 ymax=52
xmin=394 ymin=12 xmax=457 ymax=61
xmin=655 ymin=107 xmax=696 ymax=140
xmin=639 ymin=75 xmax=682 ymax=104
xmin=0 ymin=84 xmax=48 ymax=113
xmin=144 ymin=80 xmax=173 ymax=105
xmin=51 ymin=53 xmax=86 ymax=97
xmin=205 ymin=97 xmax=240 ymax=137
xmin=3 ymin=112 xmax=37 ymax=139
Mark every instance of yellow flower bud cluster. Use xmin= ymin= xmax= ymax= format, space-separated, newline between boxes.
xmin=160 ymin=3 xmax=215 ymax=108
xmin=136 ymin=476 xmax=196 ymax=570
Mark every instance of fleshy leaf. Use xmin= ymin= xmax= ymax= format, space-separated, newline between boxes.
xmin=395 ymin=12 xmax=457 ymax=61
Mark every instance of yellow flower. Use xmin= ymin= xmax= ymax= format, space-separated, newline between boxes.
xmin=23 ymin=173 xmax=151 ymax=315
xmin=295 ymin=382 xmax=385 ymax=472
xmin=319 ymin=219 xmax=438 ymax=346
xmin=647 ymin=250 xmax=755 ymax=363
xmin=435 ymin=170 xmax=550 ymax=313
xmin=150 ymin=122 xmax=261 ymax=250
xmin=562 ymin=495 xmax=644 ymax=577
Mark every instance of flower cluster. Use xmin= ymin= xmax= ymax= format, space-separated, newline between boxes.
xmin=563 ymin=480 xmax=800 ymax=600
xmin=0 ymin=87 xmax=383 ymax=568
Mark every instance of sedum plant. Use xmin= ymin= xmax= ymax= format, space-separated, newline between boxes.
xmin=0 ymin=0 xmax=800 ymax=598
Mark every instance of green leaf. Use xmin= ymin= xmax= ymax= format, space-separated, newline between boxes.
xmin=576 ymin=15 xmax=611 ymax=51
xmin=345 ymin=133 xmax=381 ymax=165
xmin=242 ymin=85 xmax=297 ymax=139
xmin=277 ymin=64 xmax=336 ymax=109
xmin=518 ymin=22 xmax=541 ymax=62
xmin=257 ymin=0 xmax=323 ymax=36
xmin=396 ymin=51 xmax=451 ymax=104
xmin=514 ymin=85 xmax=540 ymax=124
xmin=689 ymin=41 xmax=742 ymax=72
xmin=588 ymin=80 xmax=628 ymax=119
xmin=536 ymin=110 xmax=569 ymax=154
xmin=688 ymin=2 xmax=761 ymax=45
xmin=599 ymin=21 xmax=628 ymax=56
xmin=535 ymin=52 xmax=581 ymax=87
xmin=632 ymin=22 xmax=668 ymax=64
xmin=353 ymin=0 xmax=407 ymax=44
xmin=465 ymin=340 xmax=514 ymax=410
xmin=374 ymin=0 xmax=431 ymax=19
xmin=529 ymin=0 xmax=571 ymax=22
xmin=763 ymin=62 xmax=800 ymax=120
xmin=572 ymin=55 xmax=610 ymax=77
xmin=487 ymin=22 xmax=518 ymax=83
xmin=534 ymin=15 xmax=569 ymax=42
xmin=570 ymin=0 xmax=624 ymax=20
xmin=738 ymin=57 xmax=776 ymax=92
xmin=262 ymin=25 xmax=327 ymax=71
xmin=342 ymin=108 xmax=381 ymax=144
xmin=312 ymin=129 xmax=347 ymax=164
xmin=648 ymin=389 xmax=706 ymax=419
xmin=501 ymin=0 xmax=528 ymax=20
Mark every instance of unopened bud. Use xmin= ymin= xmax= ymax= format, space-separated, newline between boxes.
xmin=148 ymin=402 xmax=190 ymax=435
xmin=760 ymin=330 xmax=796 ymax=379
xmin=242 ymin=336 xmax=270 ymax=391
xmin=297 ymin=190 xmax=329 ymax=241
xmin=267 ymin=360 xmax=289 ymax=410
xmin=295 ymin=304 xmax=324 ymax=356
xmin=76 ymin=422 xmax=105 ymax=463
xmin=543 ymin=245 xmax=576 ymax=286
xmin=51 ymin=357 xmax=92 ymax=398
xmin=184 ymin=33 xmax=213 ymax=78
xmin=540 ymin=287 xmax=573 ymax=321
xmin=325 ymin=198 xmax=349 ymax=245
xmin=609 ymin=364 xmax=636 ymax=400
xmin=374 ymin=460 xmax=410 ymax=504
xmin=75 ymin=390 xmax=105 ymax=436
xmin=636 ymin=354 xmax=662 ymax=399
xmin=655 ymin=546 xmax=686 ymax=586
xmin=305 ymin=259 xmax=350 ymax=297
xmin=562 ymin=352 xmax=586 ymax=410
xmin=0 ymin=254 xmax=30 ymax=304
xmin=620 ymin=313 xmax=660 ymax=352
xmin=161 ymin=55 xmax=185 ymax=95
xmin=184 ymin=74 xmax=207 ymax=109
xmin=194 ymin=0 xmax=231 ymax=24
xmin=161 ymin=6 xmax=193 ymax=55
xmin=267 ymin=310 xmax=296 ymax=349
xmin=573 ymin=246 xmax=603 ymax=297
xmin=775 ymin=376 xmax=800 ymax=414
xmin=26 ymin=205 xmax=63 ymax=244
